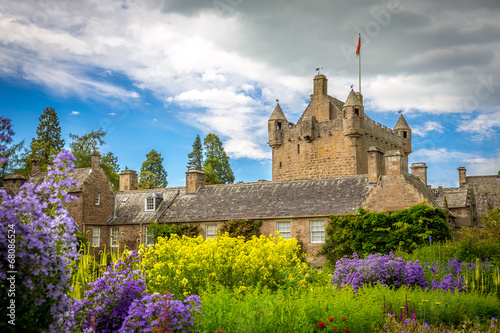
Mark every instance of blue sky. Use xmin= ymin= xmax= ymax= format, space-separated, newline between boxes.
xmin=1 ymin=0 xmax=499 ymax=187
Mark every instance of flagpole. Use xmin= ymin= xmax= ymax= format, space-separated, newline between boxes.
xmin=358 ymin=33 xmax=361 ymax=94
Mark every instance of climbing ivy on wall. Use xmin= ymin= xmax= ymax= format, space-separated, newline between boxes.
xmin=148 ymin=222 xmax=200 ymax=242
xmin=320 ymin=203 xmax=452 ymax=263
xmin=220 ymin=219 xmax=262 ymax=241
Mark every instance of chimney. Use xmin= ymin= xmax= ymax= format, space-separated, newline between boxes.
xmin=367 ymin=146 xmax=383 ymax=183
xmin=119 ymin=169 xmax=138 ymax=191
xmin=458 ymin=167 xmax=467 ymax=188
xmin=31 ymin=157 xmax=40 ymax=175
xmin=313 ymin=74 xmax=328 ymax=96
xmin=186 ymin=169 xmax=206 ymax=194
xmin=411 ymin=162 xmax=428 ymax=186
xmin=91 ymin=152 xmax=101 ymax=170
xmin=384 ymin=150 xmax=403 ymax=177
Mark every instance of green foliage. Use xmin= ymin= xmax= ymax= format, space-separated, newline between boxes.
xmin=321 ymin=203 xmax=452 ymax=262
xmin=483 ymin=207 xmax=500 ymax=242
xmin=76 ymin=231 xmax=89 ymax=253
xmin=220 ymin=219 xmax=262 ymax=240
xmin=29 ymin=106 xmax=65 ymax=171
xmin=187 ymin=134 xmax=203 ymax=170
xmin=147 ymin=222 xmax=200 ymax=241
xmin=138 ymin=149 xmax=168 ymax=189
xmin=0 ymin=139 xmax=25 ymax=185
xmin=203 ymin=133 xmax=234 ymax=184
xmin=69 ymin=128 xmax=120 ymax=190
xmin=454 ymin=227 xmax=500 ymax=265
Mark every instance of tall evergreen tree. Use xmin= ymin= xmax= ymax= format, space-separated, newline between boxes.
xmin=69 ymin=128 xmax=120 ymax=190
xmin=139 ymin=149 xmax=168 ymax=189
xmin=187 ymin=134 xmax=203 ymax=170
xmin=203 ymin=133 xmax=234 ymax=185
xmin=29 ymin=106 xmax=65 ymax=171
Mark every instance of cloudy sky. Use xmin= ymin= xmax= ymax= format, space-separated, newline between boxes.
xmin=1 ymin=0 xmax=499 ymax=187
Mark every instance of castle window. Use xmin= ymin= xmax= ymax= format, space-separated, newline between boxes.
xmin=206 ymin=224 xmax=218 ymax=239
xmin=277 ymin=122 xmax=282 ymax=130
xmin=145 ymin=226 xmax=154 ymax=246
xmin=92 ymin=226 xmax=100 ymax=247
xmin=310 ymin=220 xmax=325 ymax=243
xmin=297 ymin=144 xmax=300 ymax=153
xmin=403 ymin=131 xmax=408 ymax=138
xmin=354 ymin=107 xmax=359 ymax=116
xmin=277 ymin=221 xmax=291 ymax=239
xmin=279 ymin=161 xmax=282 ymax=168
xmin=145 ymin=197 xmax=155 ymax=211
xmin=110 ymin=227 xmax=119 ymax=248
xmin=94 ymin=192 xmax=101 ymax=206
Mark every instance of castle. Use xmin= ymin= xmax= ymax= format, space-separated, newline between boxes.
xmin=3 ymin=75 xmax=499 ymax=265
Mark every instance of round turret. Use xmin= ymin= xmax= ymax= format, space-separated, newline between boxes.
xmin=342 ymin=90 xmax=364 ymax=137
xmin=393 ymin=115 xmax=412 ymax=154
xmin=268 ymin=103 xmax=288 ymax=148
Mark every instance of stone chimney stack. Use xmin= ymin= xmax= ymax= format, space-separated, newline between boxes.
xmin=367 ymin=146 xmax=383 ymax=183
xmin=119 ymin=169 xmax=138 ymax=191
xmin=458 ymin=167 xmax=467 ymax=188
xmin=186 ymin=169 xmax=206 ymax=194
xmin=385 ymin=150 xmax=403 ymax=177
xmin=313 ymin=74 xmax=328 ymax=96
xmin=91 ymin=152 xmax=101 ymax=170
xmin=31 ymin=157 xmax=40 ymax=175
xmin=411 ymin=162 xmax=428 ymax=186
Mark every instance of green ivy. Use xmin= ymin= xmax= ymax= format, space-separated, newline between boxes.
xmin=147 ymin=222 xmax=200 ymax=242
xmin=220 ymin=219 xmax=262 ymax=241
xmin=320 ymin=203 xmax=452 ymax=263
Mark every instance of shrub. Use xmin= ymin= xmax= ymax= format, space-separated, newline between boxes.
xmin=147 ymin=222 xmax=200 ymax=242
xmin=141 ymin=232 xmax=312 ymax=296
xmin=219 ymin=219 xmax=262 ymax=240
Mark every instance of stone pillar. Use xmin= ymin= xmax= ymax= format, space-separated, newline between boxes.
xmin=385 ymin=150 xmax=403 ymax=177
xmin=31 ymin=157 xmax=40 ymax=175
xmin=458 ymin=167 xmax=467 ymax=188
xmin=91 ymin=152 xmax=101 ymax=170
xmin=186 ymin=169 xmax=206 ymax=194
xmin=411 ymin=162 xmax=428 ymax=185
xmin=119 ymin=169 xmax=138 ymax=191
xmin=367 ymin=146 xmax=383 ymax=183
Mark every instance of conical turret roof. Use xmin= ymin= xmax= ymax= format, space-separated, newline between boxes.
xmin=268 ymin=103 xmax=287 ymax=121
xmin=394 ymin=114 xmax=410 ymax=130
xmin=344 ymin=90 xmax=362 ymax=107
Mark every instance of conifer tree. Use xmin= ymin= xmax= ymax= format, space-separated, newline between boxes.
xmin=187 ymin=134 xmax=203 ymax=170
xmin=29 ymin=106 xmax=65 ymax=171
xmin=139 ymin=149 xmax=168 ymax=189
xmin=203 ymin=133 xmax=234 ymax=185
xmin=69 ymin=128 xmax=120 ymax=190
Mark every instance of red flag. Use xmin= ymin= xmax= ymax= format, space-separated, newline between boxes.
xmin=356 ymin=35 xmax=361 ymax=56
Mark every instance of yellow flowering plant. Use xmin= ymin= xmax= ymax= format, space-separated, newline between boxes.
xmin=140 ymin=232 xmax=313 ymax=297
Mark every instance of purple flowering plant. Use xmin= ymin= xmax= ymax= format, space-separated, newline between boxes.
xmin=0 ymin=126 xmax=80 ymax=332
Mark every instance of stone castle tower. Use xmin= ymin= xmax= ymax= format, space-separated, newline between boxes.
xmin=268 ymin=74 xmax=411 ymax=181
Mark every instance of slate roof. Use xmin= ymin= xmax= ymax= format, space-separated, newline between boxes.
xmin=30 ymin=168 xmax=93 ymax=192
xmin=111 ymin=189 xmax=180 ymax=224
xmin=111 ymin=176 xmax=372 ymax=224
xmin=434 ymin=187 xmax=469 ymax=208
xmin=402 ymin=173 xmax=438 ymax=204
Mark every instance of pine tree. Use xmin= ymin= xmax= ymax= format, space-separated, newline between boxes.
xmin=69 ymin=128 xmax=120 ymax=190
xmin=29 ymin=106 xmax=65 ymax=171
xmin=187 ymin=134 xmax=203 ymax=170
xmin=139 ymin=149 xmax=168 ymax=189
xmin=203 ymin=133 xmax=234 ymax=185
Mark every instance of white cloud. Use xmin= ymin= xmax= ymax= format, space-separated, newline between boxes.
xmin=70 ymin=110 xmax=80 ymax=115
xmin=412 ymin=121 xmax=444 ymax=137
xmin=412 ymin=148 xmax=480 ymax=164
xmin=457 ymin=111 xmax=500 ymax=140
xmin=108 ymin=112 xmax=117 ymax=116
xmin=465 ymin=150 xmax=500 ymax=176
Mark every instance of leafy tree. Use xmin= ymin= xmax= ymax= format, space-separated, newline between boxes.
xmin=186 ymin=134 xmax=203 ymax=170
xmin=0 ymin=140 xmax=25 ymax=184
xmin=29 ymin=106 xmax=65 ymax=171
xmin=203 ymin=133 xmax=234 ymax=184
xmin=69 ymin=128 xmax=120 ymax=190
xmin=138 ymin=149 xmax=168 ymax=189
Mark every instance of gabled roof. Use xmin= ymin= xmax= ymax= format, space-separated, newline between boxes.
xmin=30 ymin=168 xmax=93 ymax=192
xmin=434 ymin=187 xmax=469 ymax=208
xmin=268 ymin=104 xmax=287 ymax=121
xmin=159 ymin=176 xmax=371 ymax=223
xmin=402 ymin=172 xmax=438 ymax=204
xmin=394 ymin=115 xmax=410 ymax=130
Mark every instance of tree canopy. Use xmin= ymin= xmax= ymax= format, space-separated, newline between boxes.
xmin=187 ymin=134 xmax=203 ymax=170
xmin=69 ymin=128 xmax=120 ymax=190
xmin=203 ymin=133 xmax=234 ymax=185
xmin=29 ymin=106 xmax=65 ymax=171
xmin=139 ymin=149 xmax=168 ymax=189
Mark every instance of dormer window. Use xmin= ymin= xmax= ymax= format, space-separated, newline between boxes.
xmin=145 ymin=193 xmax=163 ymax=212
